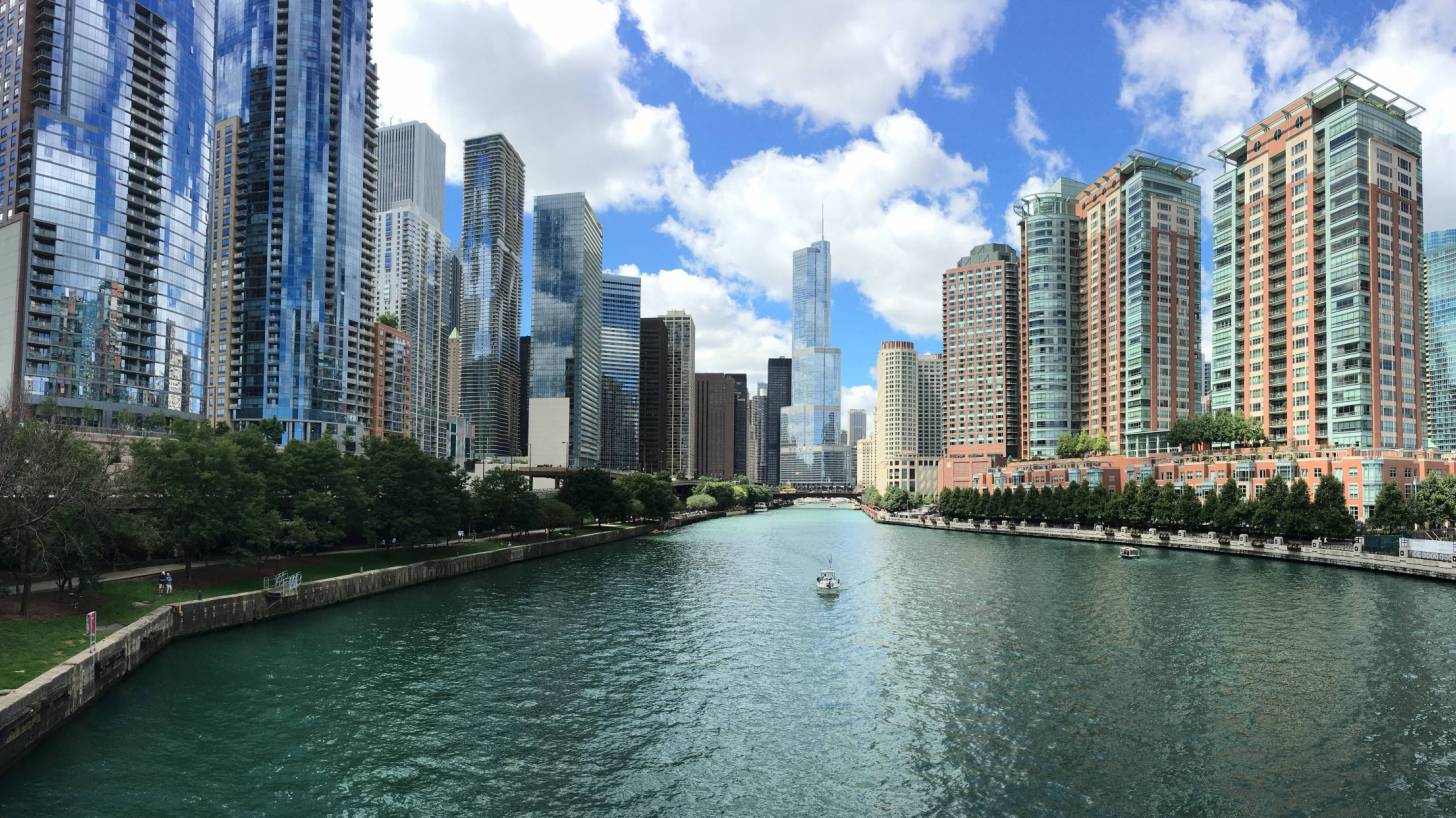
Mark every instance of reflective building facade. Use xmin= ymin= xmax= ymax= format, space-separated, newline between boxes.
xmin=600 ymin=273 xmax=640 ymax=471
xmin=529 ymin=193 xmax=602 ymax=468
xmin=460 ymin=134 xmax=525 ymax=456
xmin=780 ymin=240 xmax=851 ymax=487
xmin=0 ymin=0 xmax=215 ymax=426
xmin=1426 ymin=230 xmax=1456 ymax=450
xmin=211 ymin=0 xmax=378 ymax=442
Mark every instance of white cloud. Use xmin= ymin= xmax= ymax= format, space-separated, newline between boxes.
xmin=662 ymin=111 xmax=991 ymax=335
xmin=842 ymin=384 xmax=877 ymax=436
xmin=1004 ymin=88 xmax=1073 ymax=241
xmin=625 ymin=0 xmax=1008 ymax=127
xmin=373 ymin=0 xmax=691 ymax=208
xmin=634 ymin=267 xmax=790 ymax=385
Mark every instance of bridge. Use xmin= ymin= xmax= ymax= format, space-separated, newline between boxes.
xmin=483 ymin=464 xmax=858 ymax=502
xmin=774 ymin=488 xmax=861 ymax=500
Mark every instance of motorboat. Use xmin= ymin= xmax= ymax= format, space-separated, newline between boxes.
xmin=1119 ymin=546 xmax=1141 ymax=560
xmin=815 ymin=568 xmax=842 ymax=594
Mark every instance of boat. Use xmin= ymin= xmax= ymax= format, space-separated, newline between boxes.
xmin=754 ymin=503 xmax=768 ymax=511
xmin=815 ymin=568 xmax=842 ymax=594
xmin=1119 ymin=546 xmax=1141 ymax=560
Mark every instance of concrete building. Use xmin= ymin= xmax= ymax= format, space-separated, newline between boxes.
xmin=528 ymin=193 xmax=602 ymax=469
xmin=1427 ymin=230 xmax=1456 ymax=450
xmin=600 ymin=274 xmax=641 ymax=471
xmin=1080 ymin=152 xmax=1202 ymax=456
xmin=1210 ymin=70 xmax=1424 ymax=450
xmin=695 ymin=373 xmax=740 ymax=480
xmin=517 ymin=335 xmax=530 ymax=456
xmin=941 ymin=244 xmax=1021 ymax=476
xmin=747 ymin=383 xmax=767 ymax=483
xmin=375 ymin=121 xmax=457 ymax=459
xmin=847 ymin=408 xmax=868 ymax=482
xmin=780 ymin=240 xmax=852 ymax=487
xmin=874 ymin=341 xmax=942 ymax=496
xmin=209 ymin=0 xmax=377 ymax=445
xmin=1015 ymin=179 xmax=1087 ymax=457
xmin=460 ymin=134 xmax=526 ymax=457
xmin=764 ymin=357 xmax=793 ymax=486
xmin=856 ymin=434 xmax=878 ymax=490
xmin=370 ymin=322 xmax=412 ymax=439
xmin=640 ymin=311 xmax=695 ymax=476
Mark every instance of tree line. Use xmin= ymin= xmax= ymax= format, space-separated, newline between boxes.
xmin=1 ymin=416 xmax=748 ymax=615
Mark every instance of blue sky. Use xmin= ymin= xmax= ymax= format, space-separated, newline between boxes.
xmin=376 ymin=0 xmax=1456 ymax=427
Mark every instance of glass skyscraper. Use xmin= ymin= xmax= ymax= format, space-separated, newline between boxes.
xmin=529 ymin=193 xmax=603 ymax=468
xmin=1425 ymin=230 xmax=1456 ymax=450
xmin=780 ymin=240 xmax=852 ymax=487
xmin=211 ymin=0 xmax=378 ymax=443
xmin=0 ymin=0 xmax=214 ymax=426
xmin=600 ymin=273 xmax=641 ymax=471
xmin=460 ymin=134 xmax=525 ymax=457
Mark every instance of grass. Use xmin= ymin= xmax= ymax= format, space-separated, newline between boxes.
xmin=0 ymin=535 xmax=569 ymax=690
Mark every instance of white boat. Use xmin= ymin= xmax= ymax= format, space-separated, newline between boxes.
xmin=815 ymin=568 xmax=842 ymax=594
xmin=1119 ymin=546 xmax=1141 ymax=560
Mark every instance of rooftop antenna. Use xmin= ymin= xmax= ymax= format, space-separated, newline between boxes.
xmin=820 ymin=201 xmax=825 ymax=242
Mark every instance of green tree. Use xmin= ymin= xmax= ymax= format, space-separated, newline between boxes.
xmin=559 ymin=469 xmax=625 ymax=522
xmin=1175 ymin=485 xmax=1202 ymax=529
xmin=685 ymin=493 xmax=717 ymax=512
xmin=617 ymin=472 xmax=677 ymax=521
xmin=1252 ymin=476 xmax=1288 ymax=534
xmin=1281 ymin=478 xmax=1315 ymax=539
xmin=862 ymin=485 xmax=881 ymax=507
xmin=1214 ymin=478 xmax=1246 ymax=533
xmin=881 ymin=486 xmax=911 ymax=512
xmin=1313 ymin=474 xmax=1357 ymax=540
xmin=357 ymin=435 xmax=467 ymax=546
xmin=475 ymin=468 xmax=539 ymax=535
xmin=540 ymin=497 xmax=579 ymax=535
xmin=1415 ymin=472 xmax=1456 ymax=534
xmin=1367 ymin=482 xmax=1414 ymax=534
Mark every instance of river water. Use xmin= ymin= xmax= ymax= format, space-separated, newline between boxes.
xmin=4 ymin=508 xmax=1456 ymax=816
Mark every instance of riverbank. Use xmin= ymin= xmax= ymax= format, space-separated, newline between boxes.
xmin=863 ymin=507 xmax=1456 ymax=582
xmin=0 ymin=511 xmax=724 ymax=773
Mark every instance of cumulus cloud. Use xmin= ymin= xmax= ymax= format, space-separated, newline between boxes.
xmin=373 ymin=0 xmax=691 ymax=207
xmin=1004 ymin=88 xmax=1074 ymax=241
xmin=661 ymin=111 xmax=992 ymax=335
xmin=630 ymin=266 xmax=790 ymax=385
xmin=625 ymin=0 xmax=1008 ymax=127
xmin=842 ymin=384 xmax=877 ymax=436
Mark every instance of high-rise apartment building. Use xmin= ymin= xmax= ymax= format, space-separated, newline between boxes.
xmin=1211 ymin=71 xmax=1423 ymax=449
xmin=847 ymin=407 xmax=868 ymax=483
xmin=747 ymin=383 xmax=767 ymax=483
xmin=529 ymin=193 xmax=603 ymax=469
xmin=764 ymin=357 xmax=792 ymax=486
xmin=375 ymin=121 xmax=456 ymax=456
xmin=1015 ymin=179 xmax=1086 ymax=457
xmin=856 ymin=434 xmax=878 ymax=489
xmin=874 ymin=341 xmax=942 ymax=494
xmin=460 ymin=134 xmax=525 ymax=457
xmin=517 ymin=335 xmax=530 ymax=456
xmin=1081 ymin=152 xmax=1201 ymax=456
xmin=0 ymin=0 xmax=214 ymax=427
xmin=1424 ymin=230 xmax=1456 ymax=450
xmin=639 ymin=318 xmax=668 ymax=473
xmin=942 ymin=244 xmax=1021 ymax=461
xmin=637 ymin=311 xmax=695 ymax=476
xmin=600 ymin=273 xmax=641 ymax=471
xmin=211 ymin=0 xmax=378 ymax=443
xmin=731 ymin=373 xmax=748 ymax=476
xmin=370 ymin=321 xmax=411 ymax=438
xmin=694 ymin=373 xmax=739 ymax=480
xmin=780 ymin=240 xmax=852 ymax=487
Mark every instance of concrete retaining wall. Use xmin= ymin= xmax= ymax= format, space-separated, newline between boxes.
xmin=0 ymin=516 xmax=718 ymax=773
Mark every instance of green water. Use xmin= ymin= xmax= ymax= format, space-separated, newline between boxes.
xmin=4 ymin=509 xmax=1456 ymax=816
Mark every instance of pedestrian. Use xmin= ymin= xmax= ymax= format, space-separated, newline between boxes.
xmin=164 ymin=571 xmax=173 ymax=595
xmin=157 ymin=572 xmax=167 ymax=595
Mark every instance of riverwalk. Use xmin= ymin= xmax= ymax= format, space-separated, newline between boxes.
xmin=864 ymin=506 xmax=1456 ymax=583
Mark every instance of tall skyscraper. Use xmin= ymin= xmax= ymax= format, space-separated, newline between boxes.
xmin=665 ymin=312 xmax=696 ymax=476
xmin=694 ymin=373 xmax=739 ymax=480
xmin=639 ymin=318 xmax=667 ymax=472
xmin=1425 ymin=230 xmax=1456 ymax=450
xmin=460 ymin=134 xmax=525 ymax=457
xmin=375 ymin=121 xmax=456 ymax=456
xmin=1081 ymin=152 xmax=1201 ymax=455
xmin=370 ymin=321 xmax=411 ymax=438
xmin=211 ymin=0 xmax=378 ymax=443
xmin=780 ymin=240 xmax=852 ymax=488
xmin=764 ymin=357 xmax=792 ymax=486
xmin=747 ymin=383 xmax=768 ymax=483
xmin=378 ymin=122 xmax=445 ymax=230
xmin=517 ymin=335 xmax=531 ymax=456
xmin=847 ymin=407 xmax=868 ymax=484
xmin=1015 ymin=179 xmax=1086 ymax=457
xmin=731 ymin=373 xmax=748 ymax=476
xmin=1211 ymin=71 xmax=1423 ymax=449
xmin=529 ymin=193 xmax=603 ymax=469
xmin=600 ymin=274 xmax=641 ymax=471
xmin=0 ymin=0 xmax=214 ymax=427
xmin=942 ymin=244 xmax=1021 ymax=460
xmin=874 ymin=341 xmax=942 ymax=494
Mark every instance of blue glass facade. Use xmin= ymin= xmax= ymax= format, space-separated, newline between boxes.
xmin=600 ymin=273 xmax=640 ymax=471
xmin=3 ymin=0 xmax=214 ymax=425
xmin=460 ymin=134 xmax=524 ymax=456
xmin=530 ymin=193 xmax=602 ymax=467
xmin=212 ymin=0 xmax=377 ymax=442
xmin=780 ymin=240 xmax=852 ymax=487
xmin=1426 ymin=230 xmax=1456 ymax=450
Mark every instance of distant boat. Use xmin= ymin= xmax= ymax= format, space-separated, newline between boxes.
xmin=1120 ymin=546 xmax=1141 ymax=560
xmin=815 ymin=568 xmax=842 ymax=594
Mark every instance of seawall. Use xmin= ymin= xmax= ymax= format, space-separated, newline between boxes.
xmin=867 ymin=510 xmax=1456 ymax=582
xmin=0 ymin=513 xmax=721 ymax=773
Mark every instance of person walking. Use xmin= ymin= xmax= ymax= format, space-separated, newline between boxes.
xmin=163 ymin=572 xmax=173 ymax=595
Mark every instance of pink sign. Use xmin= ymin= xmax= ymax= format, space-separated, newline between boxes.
xmin=85 ymin=610 xmax=97 ymax=637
